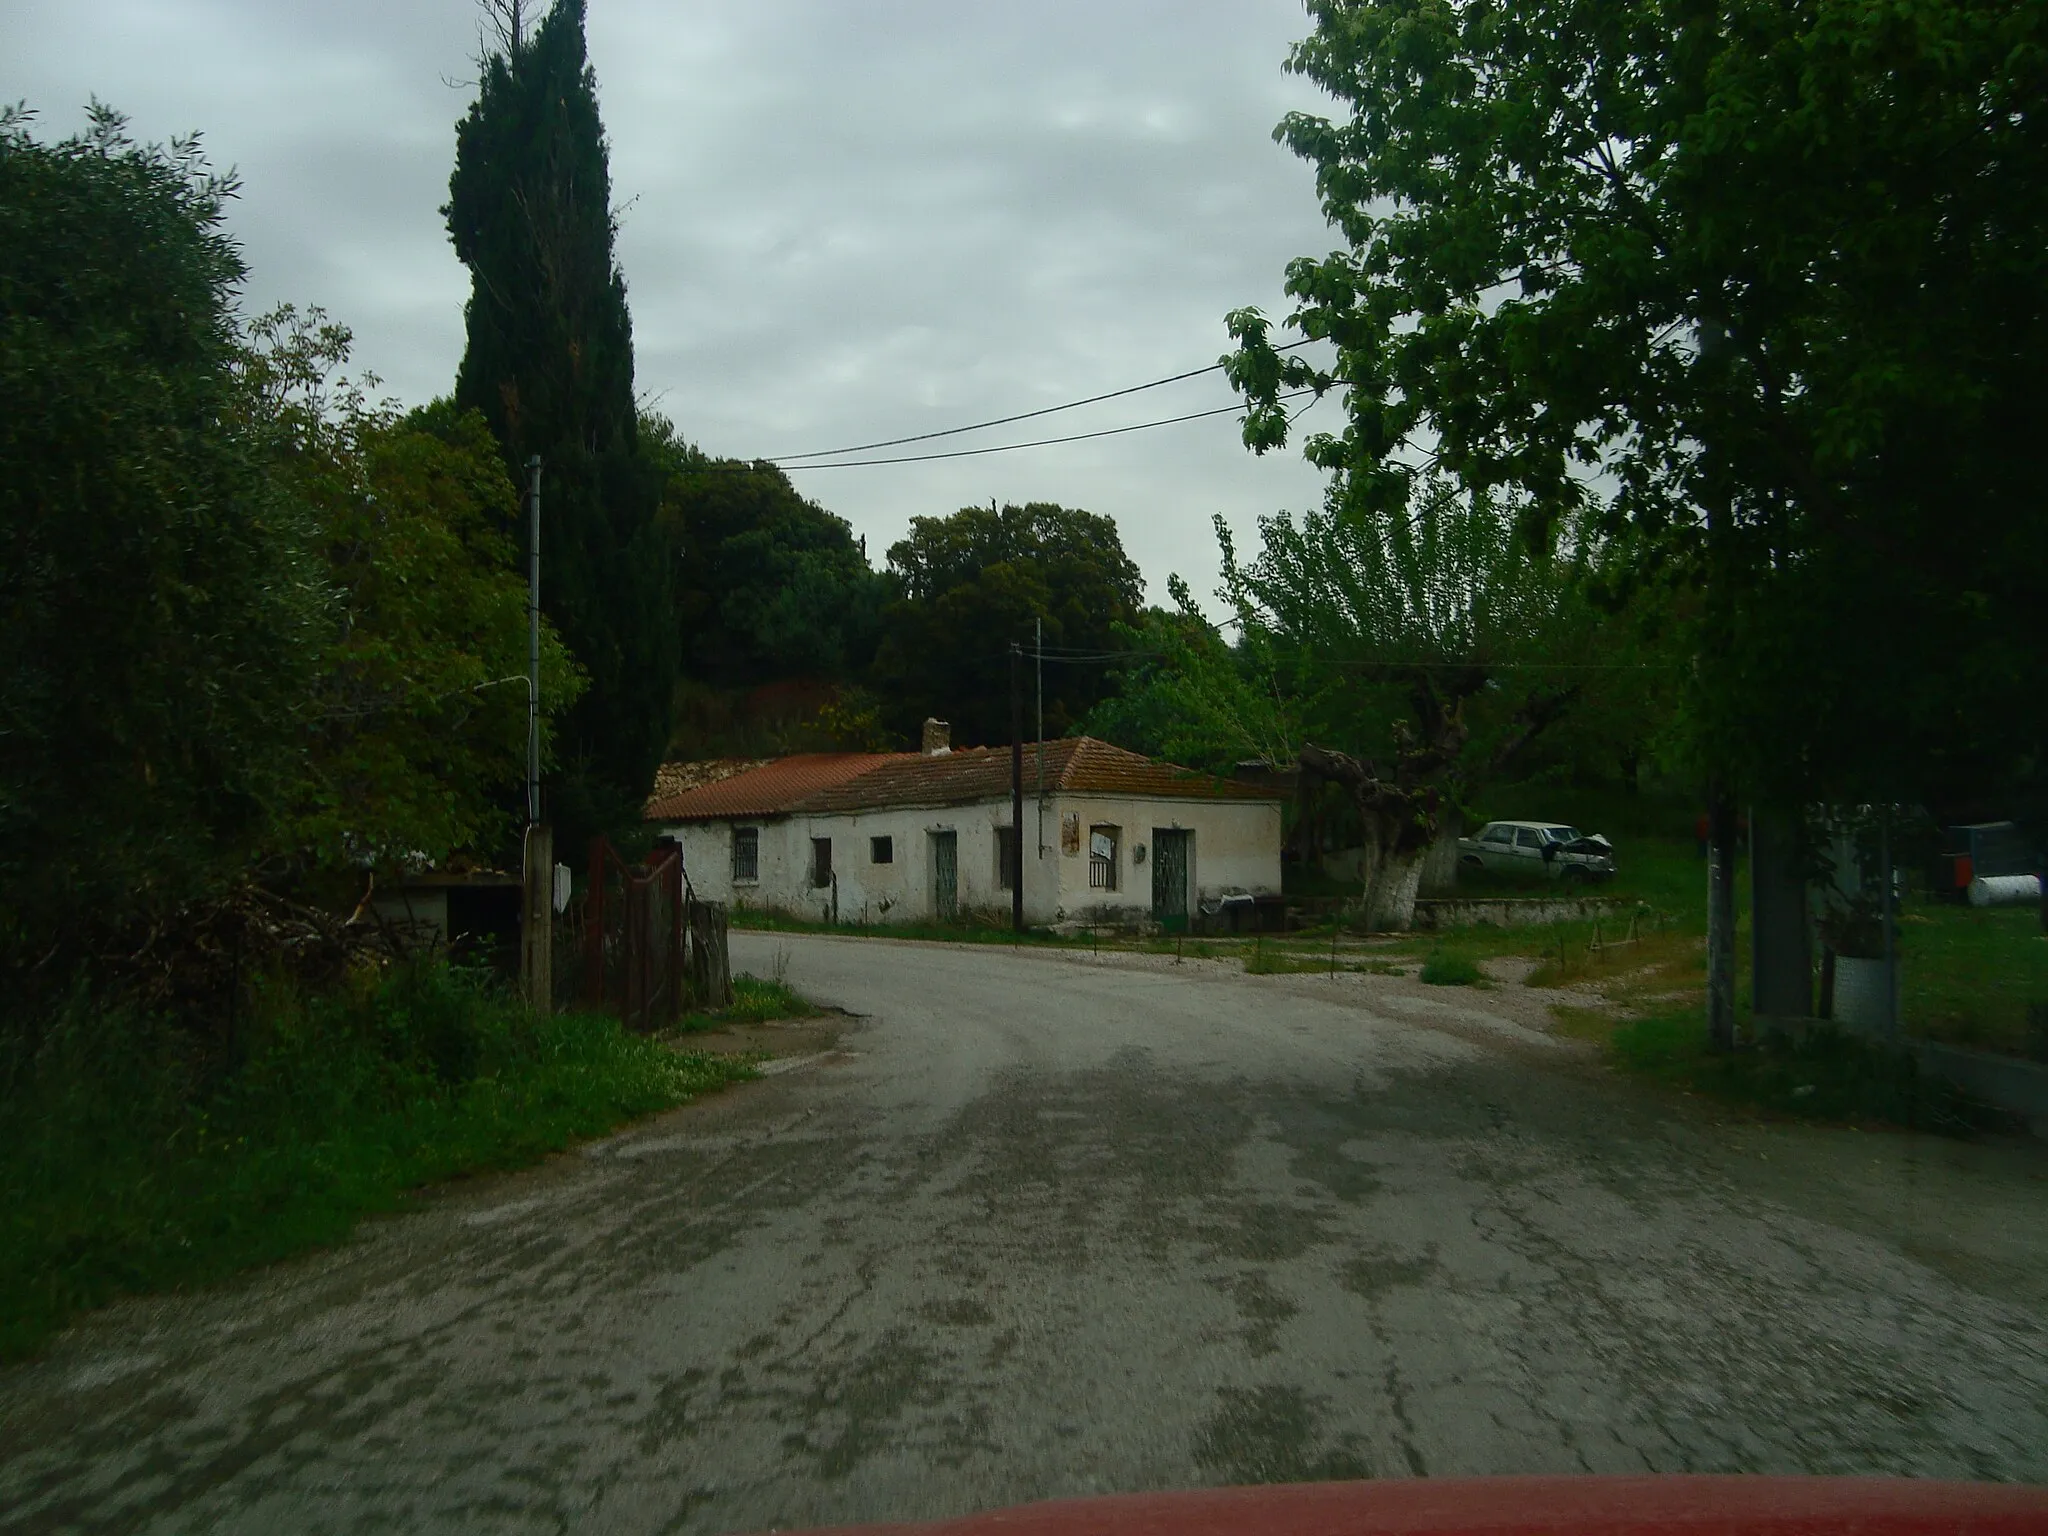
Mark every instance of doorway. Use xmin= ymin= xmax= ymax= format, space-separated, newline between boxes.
xmin=930 ymin=830 xmax=958 ymax=920
xmin=1152 ymin=828 xmax=1191 ymax=927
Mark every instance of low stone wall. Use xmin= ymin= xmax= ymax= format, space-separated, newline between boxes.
xmin=1413 ymin=896 xmax=1626 ymax=930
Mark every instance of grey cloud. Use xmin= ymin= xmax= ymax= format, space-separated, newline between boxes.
xmin=8 ymin=0 xmax=1342 ymax=608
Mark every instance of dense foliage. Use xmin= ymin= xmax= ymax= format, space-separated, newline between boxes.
xmin=240 ymin=309 xmax=586 ymax=876
xmin=872 ymin=502 xmax=1145 ymax=747
xmin=0 ymin=108 xmax=326 ymax=967
xmin=1 ymin=110 xmax=582 ymax=992
xmin=446 ymin=0 xmax=677 ymax=843
xmin=643 ymin=421 xmax=887 ymax=691
xmin=1226 ymin=0 xmax=2048 ymax=809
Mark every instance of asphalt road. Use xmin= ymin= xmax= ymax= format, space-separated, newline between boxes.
xmin=4 ymin=935 xmax=2047 ymax=1534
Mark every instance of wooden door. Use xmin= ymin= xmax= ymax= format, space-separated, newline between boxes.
xmin=1152 ymin=829 xmax=1191 ymax=923
xmin=931 ymin=830 xmax=958 ymax=920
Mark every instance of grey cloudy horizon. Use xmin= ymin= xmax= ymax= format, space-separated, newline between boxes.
xmin=8 ymin=0 xmax=1341 ymax=612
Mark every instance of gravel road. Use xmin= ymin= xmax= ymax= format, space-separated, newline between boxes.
xmin=4 ymin=934 xmax=2047 ymax=1534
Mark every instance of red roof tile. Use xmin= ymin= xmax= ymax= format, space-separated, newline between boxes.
xmin=643 ymin=754 xmax=909 ymax=821
xmin=788 ymin=738 xmax=1283 ymax=815
xmin=643 ymin=757 xmax=772 ymax=815
xmin=644 ymin=739 xmax=1283 ymax=823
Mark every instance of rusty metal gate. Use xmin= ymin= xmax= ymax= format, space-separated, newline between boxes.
xmin=580 ymin=838 xmax=731 ymax=1030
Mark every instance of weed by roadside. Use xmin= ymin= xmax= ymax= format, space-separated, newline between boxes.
xmin=673 ymin=972 xmax=814 ymax=1033
xmin=0 ymin=964 xmax=753 ymax=1361
xmin=1419 ymin=951 xmax=1481 ymax=986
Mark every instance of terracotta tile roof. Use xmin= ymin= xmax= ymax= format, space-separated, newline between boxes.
xmin=644 ymin=757 xmax=772 ymax=814
xmin=787 ymin=737 xmax=1284 ymax=815
xmin=643 ymin=753 xmax=909 ymax=822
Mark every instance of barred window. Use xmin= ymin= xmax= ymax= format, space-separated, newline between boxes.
xmin=1088 ymin=826 xmax=1119 ymax=891
xmin=732 ymin=826 xmax=759 ymax=882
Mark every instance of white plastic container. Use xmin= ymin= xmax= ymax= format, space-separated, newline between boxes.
xmin=1968 ymin=874 xmax=2042 ymax=908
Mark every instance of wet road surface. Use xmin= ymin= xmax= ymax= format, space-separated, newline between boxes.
xmin=3 ymin=934 xmax=2046 ymax=1534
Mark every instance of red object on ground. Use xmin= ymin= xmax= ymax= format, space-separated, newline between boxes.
xmin=793 ymin=1477 xmax=2048 ymax=1536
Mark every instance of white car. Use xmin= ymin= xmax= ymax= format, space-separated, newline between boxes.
xmin=1457 ymin=820 xmax=1616 ymax=884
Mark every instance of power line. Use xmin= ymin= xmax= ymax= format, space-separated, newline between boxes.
xmin=768 ymin=339 xmax=1321 ymax=462
xmin=778 ymin=390 xmax=1316 ymax=470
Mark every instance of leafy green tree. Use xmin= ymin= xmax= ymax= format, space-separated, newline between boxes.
xmin=444 ymin=0 xmax=675 ymax=844
xmin=0 ymin=106 xmax=326 ymax=975
xmin=1096 ymin=478 xmax=1608 ymax=925
xmin=641 ymin=419 xmax=887 ymax=690
xmin=1226 ymin=0 xmax=2048 ymax=810
xmin=871 ymin=503 xmax=1145 ymax=748
xmin=1084 ymin=580 xmax=1297 ymax=772
xmin=237 ymin=308 xmax=586 ymax=881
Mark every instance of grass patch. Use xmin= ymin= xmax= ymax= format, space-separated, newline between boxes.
xmin=1243 ymin=953 xmax=1407 ymax=977
xmin=1898 ymin=902 xmax=2048 ymax=1059
xmin=730 ymin=908 xmax=1078 ymax=946
xmin=1419 ymin=950 xmax=1482 ymax=986
xmin=0 ymin=963 xmax=754 ymax=1362
xmin=1603 ymin=1009 xmax=2006 ymax=1135
xmin=673 ymin=972 xmax=815 ymax=1033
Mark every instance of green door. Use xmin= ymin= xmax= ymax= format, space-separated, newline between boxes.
xmin=931 ymin=830 xmax=958 ymax=920
xmin=1152 ymin=829 xmax=1191 ymax=928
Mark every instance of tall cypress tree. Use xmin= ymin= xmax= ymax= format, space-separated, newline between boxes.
xmin=444 ymin=0 xmax=674 ymax=847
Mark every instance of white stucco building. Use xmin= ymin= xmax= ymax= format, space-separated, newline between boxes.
xmin=644 ymin=734 xmax=1284 ymax=929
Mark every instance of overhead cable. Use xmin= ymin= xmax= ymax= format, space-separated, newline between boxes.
xmin=778 ymin=390 xmax=1316 ymax=471
xmin=768 ymin=338 xmax=1320 ymax=462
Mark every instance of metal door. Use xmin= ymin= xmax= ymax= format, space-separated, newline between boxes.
xmin=931 ymin=830 xmax=958 ymax=920
xmin=1152 ymin=829 xmax=1191 ymax=924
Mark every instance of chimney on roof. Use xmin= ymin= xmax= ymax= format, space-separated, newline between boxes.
xmin=921 ymin=718 xmax=951 ymax=756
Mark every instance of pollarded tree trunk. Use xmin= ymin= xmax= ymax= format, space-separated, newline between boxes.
xmin=1299 ymin=743 xmax=1438 ymax=931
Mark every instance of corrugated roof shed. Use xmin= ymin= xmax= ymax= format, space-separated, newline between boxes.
xmin=644 ymin=753 xmax=909 ymax=822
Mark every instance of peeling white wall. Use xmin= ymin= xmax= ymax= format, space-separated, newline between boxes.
xmin=659 ymin=792 xmax=1280 ymax=926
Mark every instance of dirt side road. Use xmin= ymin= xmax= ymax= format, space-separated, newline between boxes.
xmin=3 ymin=935 xmax=2046 ymax=1535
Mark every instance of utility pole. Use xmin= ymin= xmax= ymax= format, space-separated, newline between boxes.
xmin=526 ymin=455 xmax=543 ymax=827
xmin=1034 ymin=615 xmax=1044 ymax=857
xmin=1011 ymin=642 xmax=1025 ymax=935
xmin=522 ymin=455 xmax=551 ymax=1013
xmin=1706 ymin=782 xmax=1736 ymax=1052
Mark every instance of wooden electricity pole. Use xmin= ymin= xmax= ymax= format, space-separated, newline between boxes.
xmin=1010 ymin=642 xmax=1025 ymax=935
xmin=520 ymin=454 xmax=551 ymax=1013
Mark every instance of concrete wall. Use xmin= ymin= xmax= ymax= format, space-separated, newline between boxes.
xmin=659 ymin=792 xmax=1280 ymax=927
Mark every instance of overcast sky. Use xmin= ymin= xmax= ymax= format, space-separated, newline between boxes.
xmin=8 ymin=0 xmax=1341 ymax=611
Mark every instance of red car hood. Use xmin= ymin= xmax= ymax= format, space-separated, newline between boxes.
xmin=789 ymin=1476 xmax=2048 ymax=1536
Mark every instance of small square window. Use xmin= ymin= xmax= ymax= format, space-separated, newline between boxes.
xmin=870 ymin=835 xmax=893 ymax=864
xmin=732 ymin=826 xmax=760 ymax=882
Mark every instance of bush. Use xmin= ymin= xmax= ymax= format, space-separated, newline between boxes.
xmin=1420 ymin=951 xmax=1481 ymax=986
xmin=0 ymin=962 xmax=750 ymax=1360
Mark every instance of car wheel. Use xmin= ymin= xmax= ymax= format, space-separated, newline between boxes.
xmin=1459 ymin=854 xmax=1483 ymax=869
xmin=1559 ymin=865 xmax=1587 ymax=886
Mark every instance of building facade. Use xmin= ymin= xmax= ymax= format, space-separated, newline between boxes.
xmin=644 ymin=735 xmax=1284 ymax=929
